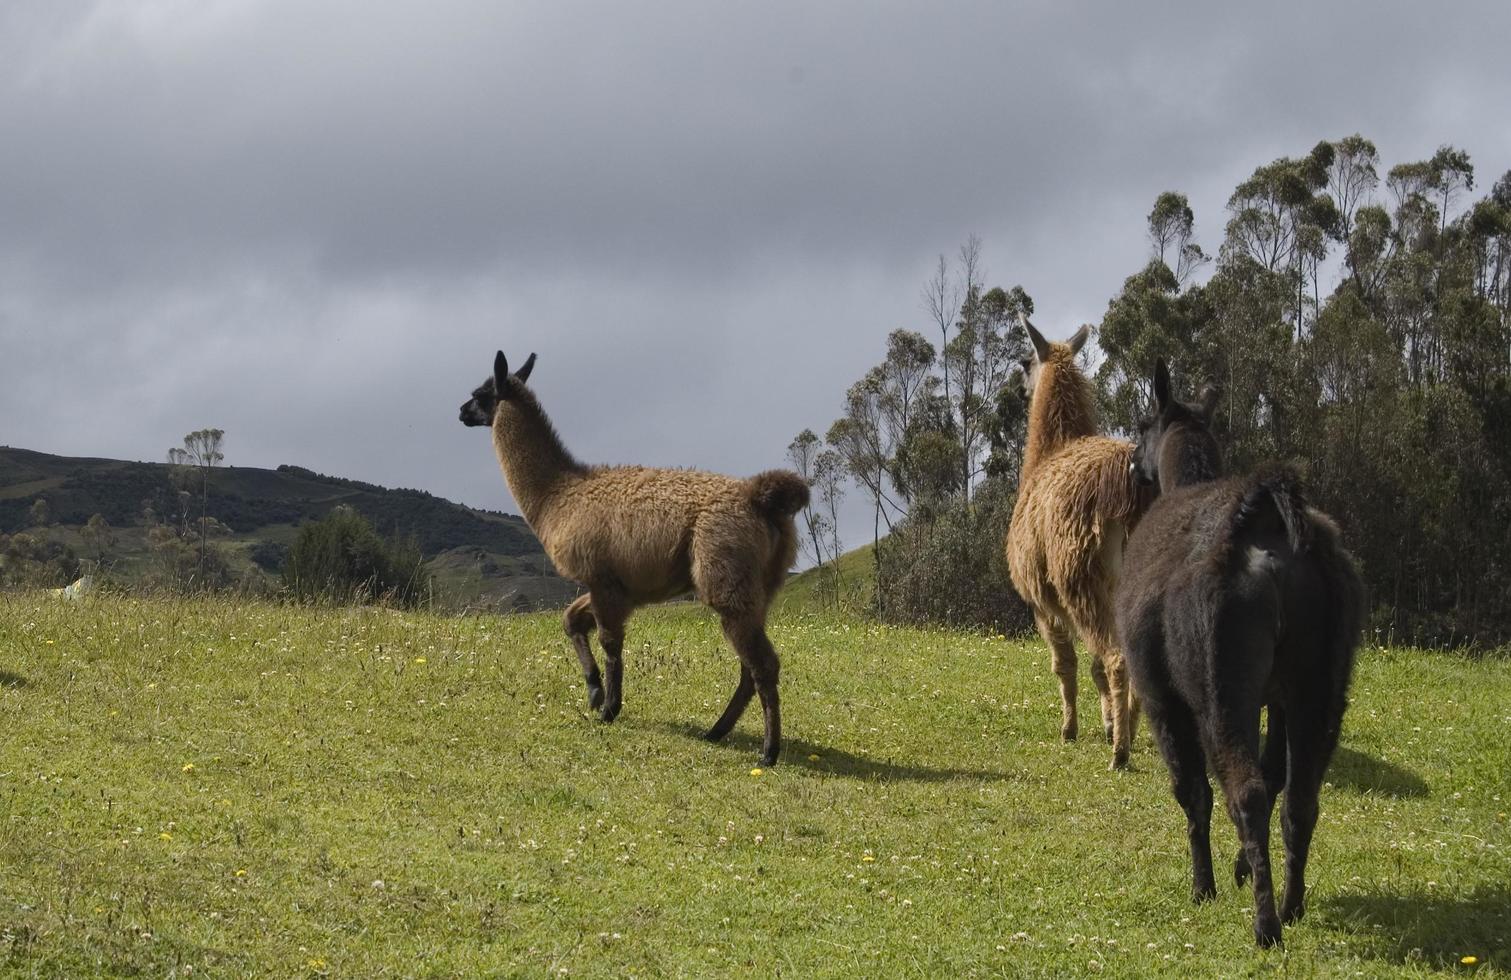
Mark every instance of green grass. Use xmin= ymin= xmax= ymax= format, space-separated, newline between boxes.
xmin=1 ymin=595 xmax=1507 ymax=977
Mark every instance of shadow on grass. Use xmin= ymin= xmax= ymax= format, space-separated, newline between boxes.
xmin=1324 ymin=885 xmax=1510 ymax=968
xmin=1326 ymin=745 xmax=1429 ymax=798
xmin=0 ymin=669 xmax=30 ymax=689
xmin=648 ymin=721 xmax=1013 ymax=783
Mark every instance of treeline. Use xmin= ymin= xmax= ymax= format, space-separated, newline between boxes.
xmin=797 ymin=135 xmax=1511 ymax=647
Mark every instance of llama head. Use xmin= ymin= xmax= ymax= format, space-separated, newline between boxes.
xmin=1131 ymin=358 xmax=1220 ymax=486
xmin=1018 ymin=312 xmax=1090 ymax=400
xmin=458 ymin=350 xmax=538 ymax=427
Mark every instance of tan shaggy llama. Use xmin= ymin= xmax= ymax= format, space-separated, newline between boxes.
xmin=1005 ymin=316 xmax=1150 ymax=769
xmin=459 ymin=350 xmax=809 ymax=767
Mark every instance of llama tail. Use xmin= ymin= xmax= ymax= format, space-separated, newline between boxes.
xmin=746 ymin=470 xmax=810 ymax=521
xmin=1234 ymin=463 xmax=1312 ymax=553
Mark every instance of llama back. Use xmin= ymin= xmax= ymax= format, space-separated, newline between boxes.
xmin=543 ymin=466 xmax=728 ymax=589
xmin=544 ymin=465 xmax=803 ymax=600
xmin=1009 ymin=438 xmax=1147 ymax=565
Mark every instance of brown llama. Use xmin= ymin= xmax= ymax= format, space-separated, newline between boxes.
xmin=1005 ymin=316 xmax=1150 ymax=769
xmin=459 ymin=351 xmax=809 ymax=766
xmin=1116 ymin=359 xmax=1363 ymax=947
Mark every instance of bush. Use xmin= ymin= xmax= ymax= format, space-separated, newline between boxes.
xmin=284 ymin=507 xmax=432 ymax=607
xmin=874 ymin=478 xmax=1033 ymax=634
xmin=0 ymin=532 xmax=81 ymax=589
xmin=145 ymin=527 xmax=236 ymax=593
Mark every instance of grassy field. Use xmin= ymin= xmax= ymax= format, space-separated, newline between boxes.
xmin=1 ymin=595 xmax=1507 ymax=977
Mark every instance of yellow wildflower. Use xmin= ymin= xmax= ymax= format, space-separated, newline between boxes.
xmin=414 ymin=657 xmax=427 ymax=664
xmin=750 ymin=768 xmax=763 ymax=776
xmin=1462 ymin=956 xmax=1478 ymax=965
xmin=158 ymin=832 xmax=172 ymax=841
xmin=182 ymin=763 xmax=195 ymax=773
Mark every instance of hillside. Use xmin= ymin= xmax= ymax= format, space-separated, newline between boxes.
xmin=0 ymin=446 xmax=576 ymax=609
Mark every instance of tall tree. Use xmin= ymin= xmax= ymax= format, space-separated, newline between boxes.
xmin=1147 ymin=191 xmax=1210 ymax=285
xmin=168 ymin=428 xmax=225 ymax=575
xmin=786 ymin=429 xmax=829 ymax=569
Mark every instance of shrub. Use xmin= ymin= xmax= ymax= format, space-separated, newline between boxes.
xmin=874 ymin=477 xmax=1033 ymax=635
xmin=284 ymin=506 xmax=432 ymax=606
xmin=145 ymin=526 xmax=235 ymax=593
xmin=0 ymin=532 xmax=81 ymax=589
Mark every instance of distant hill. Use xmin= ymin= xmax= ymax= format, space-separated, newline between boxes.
xmin=0 ymin=446 xmax=577 ymax=610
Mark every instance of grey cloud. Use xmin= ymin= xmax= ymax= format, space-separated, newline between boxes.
xmin=2 ymin=0 xmax=1509 ymax=546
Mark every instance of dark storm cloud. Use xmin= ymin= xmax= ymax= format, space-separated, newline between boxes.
xmin=2 ymin=0 xmax=1509 ymax=536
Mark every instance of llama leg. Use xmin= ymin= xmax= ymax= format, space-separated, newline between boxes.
xmin=1277 ymin=693 xmax=1341 ymax=925
xmin=1036 ymin=615 xmax=1078 ymax=741
xmin=705 ymin=664 xmax=755 ymax=743
xmin=1103 ymin=651 xmax=1134 ymax=770
xmin=562 ymin=594 xmax=603 ymax=710
xmin=1211 ymin=730 xmax=1282 ymax=947
xmin=720 ymin=613 xmax=781 ymax=767
xmin=1089 ymin=654 xmax=1114 ymax=743
xmin=592 ymin=594 xmax=631 ymax=724
xmin=1066 ymin=604 xmax=1130 ymax=766
xmin=1148 ymin=699 xmax=1216 ymax=902
xmin=1236 ymin=704 xmax=1288 ymax=887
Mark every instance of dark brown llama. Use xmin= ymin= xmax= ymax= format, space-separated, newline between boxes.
xmin=1115 ymin=359 xmax=1364 ymax=947
xmin=460 ymin=351 xmax=809 ymax=766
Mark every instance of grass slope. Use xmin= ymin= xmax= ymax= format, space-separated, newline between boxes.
xmin=1 ymin=595 xmax=1507 ymax=977
xmin=775 ymin=544 xmax=877 ymax=617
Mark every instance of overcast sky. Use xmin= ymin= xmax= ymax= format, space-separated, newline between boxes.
xmin=3 ymin=1 xmax=1508 ymax=548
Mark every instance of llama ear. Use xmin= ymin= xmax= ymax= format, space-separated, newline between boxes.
xmin=515 ymin=352 xmax=536 ymax=382
xmin=1198 ymin=385 xmax=1221 ymax=422
xmin=1020 ymin=311 xmax=1052 ymax=363
xmin=1068 ymin=324 xmax=1092 ymax=356
xmin=493 ymin=351 xmax=509 ymax=390
xmin=1153 ymin=358 xmax=1171 ymax=411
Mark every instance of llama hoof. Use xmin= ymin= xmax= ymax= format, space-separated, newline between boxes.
xmin=703 ymin=726 xmax=730 ymax=743
xmin=598 ymin=703 xmax=621 ymax=723
xmin=586 ymin=684 xmax=605 ymax=710
xmin=757 ymin=751 xmax=778 ymax=768
xmin=1108 ymin=751 xmax=1130 ymax=771
xmin=1254 ymin=916 xmax=1283 ymax=948
xmin=1061 ymin=722 xmax=1078 ymax=741
xmin=1281 ymin=895 xmax=1305 ymax=924
xmin=1192 ymin=882 xmax=1217 ymax=904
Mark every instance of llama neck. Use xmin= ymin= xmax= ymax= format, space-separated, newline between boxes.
xmin=1024 ymin=359 xmax=1098 ymax=472
xmin=1160 ymin=426 xmax=1221 ymax=492
xmin=490 ymin=391 xmax=585 ymax=534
